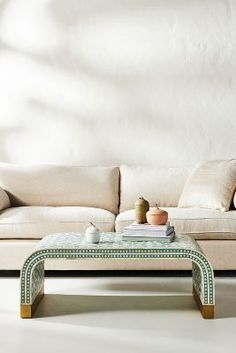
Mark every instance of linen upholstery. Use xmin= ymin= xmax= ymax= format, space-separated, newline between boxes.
xmin=115 ymin=207 xmax=236 ymax=240
xmin=120 ymin=165 xmax=190 ymax=211
xmin=0 ymin=206 xmax=115 ymax=239
xmin=0 ymin=186 xmax=10 ymax=211
xmin=178 ymin=160 xmax=236 ymax=211
xmin=0 ymin=164 xmax=119 ymax=213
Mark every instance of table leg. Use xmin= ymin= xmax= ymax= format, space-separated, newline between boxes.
xmin=192 ymin=261 xmax=214 ymax=319
xmin=20 ymin=260 xmax=45 ymax=318
xmin=20 ymin=287 xmax=44 ymax=318
xmin=193 ymin=286 xmax=214 ymax=319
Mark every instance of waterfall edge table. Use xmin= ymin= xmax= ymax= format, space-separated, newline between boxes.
xmin=20 ymin=232 xmax=215 ymax=319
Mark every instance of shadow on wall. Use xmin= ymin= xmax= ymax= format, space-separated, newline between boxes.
xmin=0 ymin=0 xmax=235 ymax=165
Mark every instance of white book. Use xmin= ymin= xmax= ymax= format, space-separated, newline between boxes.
xmin=123 ymin=231 xmax=174 ymax=238
xmin=123 ymin=224 xmax=174 ymax=236
xmin=122 ymin=231 xmax=175 ymax=242
xmin=124 ymin=222 xmax=171 ymax=231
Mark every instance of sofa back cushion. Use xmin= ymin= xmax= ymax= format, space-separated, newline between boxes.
xmin=0 ymin=164 xmax=119 ymax=214
xmin=120 ymin=165 xmax=190 ymax=212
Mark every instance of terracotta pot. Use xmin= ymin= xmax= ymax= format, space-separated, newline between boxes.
xmin=146 ymin=205 xmax=168 ymax=225
xmin=135 ymin=197 xmax=149 ymax=224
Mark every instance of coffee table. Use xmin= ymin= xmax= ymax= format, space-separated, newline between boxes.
xmin=20 ymin=232 xmax=215 ymax=319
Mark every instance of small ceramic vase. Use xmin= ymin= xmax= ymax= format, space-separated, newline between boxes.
xmin=135 ymin=197 xmax=150 ymax=224
xmin=146 ymin=204 xmax=168 ymax=225
xmin=85 ymin=223 xmax=100 ymax=244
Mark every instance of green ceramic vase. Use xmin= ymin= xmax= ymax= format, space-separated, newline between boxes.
xmin=135 ymin=197 xmax=150 ymax=224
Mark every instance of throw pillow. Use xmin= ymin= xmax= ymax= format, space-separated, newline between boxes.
xmin=0 ymin=187 xmax=10 ymax=211
xmin=178 ymin=160 xmax=236 ymax=211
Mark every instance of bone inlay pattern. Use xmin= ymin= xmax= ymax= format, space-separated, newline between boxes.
xmin=20 ymin=233 xmax=214 ymax=307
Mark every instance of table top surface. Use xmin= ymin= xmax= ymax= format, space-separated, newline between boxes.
xmin=36 ymin=232 xmax=202 ymax=253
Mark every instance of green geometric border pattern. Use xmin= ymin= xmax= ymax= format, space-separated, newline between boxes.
xmin=20 ymin=233 xmax=214 ymax=306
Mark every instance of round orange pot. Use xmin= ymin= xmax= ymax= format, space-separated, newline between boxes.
xmin=146 ymin=204 xmax=168 ymax=225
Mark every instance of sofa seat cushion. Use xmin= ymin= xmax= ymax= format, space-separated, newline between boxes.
xmin=0 ymin=206 xmax=115 ymax=239
xmin=115 ymin=207 xmax=236 ymax=240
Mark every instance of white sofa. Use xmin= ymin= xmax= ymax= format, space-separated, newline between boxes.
xmin=0 ymin=163 xmax=235 ymax=271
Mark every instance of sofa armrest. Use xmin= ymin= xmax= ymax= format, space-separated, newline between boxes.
xmin=0 ymin=187 xmax=10 ymax=211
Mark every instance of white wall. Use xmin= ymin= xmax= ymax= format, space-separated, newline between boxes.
xmin=0 ymin=0 xmax=235 ymax=167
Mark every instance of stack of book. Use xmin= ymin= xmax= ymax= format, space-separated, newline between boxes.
xmin=122 ymin=223 xmax=175 ymax=242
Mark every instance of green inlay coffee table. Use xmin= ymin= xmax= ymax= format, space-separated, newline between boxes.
xmin=20 ymin=232 xmax=215 ymax=319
